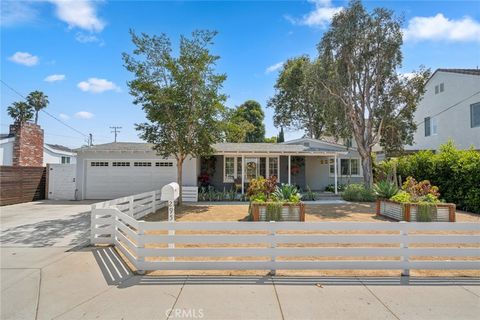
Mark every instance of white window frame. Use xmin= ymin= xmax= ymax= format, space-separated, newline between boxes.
xmin=223 ymin=157 xmax=236 ymax=182
xmin=223 ymin=155 xmax=280 ymax=183
xmin=61 ymin=156 xmax=70 ymax=164
xmin=329 ymin=157 xmax=362 ymax=177
xmin=431 ymin=117 xmax=438 ymax=135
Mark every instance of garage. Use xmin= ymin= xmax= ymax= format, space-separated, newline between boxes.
xmin=84 ymin=160 xmax=177 ymax=199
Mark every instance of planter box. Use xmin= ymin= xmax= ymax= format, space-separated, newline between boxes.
xmin=376 ymin=199 xmax=456 ymax=222
xmin=251 ymin=202 xmax=305 ymax=222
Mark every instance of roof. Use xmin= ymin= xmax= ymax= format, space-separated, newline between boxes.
xmin=76 ymin=141 xmax=347 ymax=155
xmin=0 ymin=133 xmax=14 ymax=140
xmin=435 ymin=68 xmax=480 ymax=76
xmin=45 ymin=143 xmax=74 ymax=153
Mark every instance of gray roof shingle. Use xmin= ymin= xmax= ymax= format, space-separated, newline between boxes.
xmin=46 ymin=144 xmax=74 ymax=153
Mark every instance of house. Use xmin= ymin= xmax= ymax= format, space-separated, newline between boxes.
xmin=0 ymin=123 xmax=76 ymax=166
xmin=74 ymin=138 xmax=363 ymax=200
xmin=406 ymin=68 xmax=480 ymax=152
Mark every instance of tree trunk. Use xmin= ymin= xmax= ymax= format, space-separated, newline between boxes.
xmin=361 ymin=155 xmax=374 ymax=188
xmin=35 ymin=111 xmax=38 ymax=124
xmin=176 ymin=157 xmax=184 ymax=206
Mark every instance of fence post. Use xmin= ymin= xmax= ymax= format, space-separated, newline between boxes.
xmin=400 ymin=221 xmax=409 ymax=277
xmin=151 ymin=191 xmax=156 ymax=213
xmin=269 ymin=221 xmax=276 ymax=276
xmin=168 ymin=200 xmax=175 ymax=262
xmin=136 ymin=221 xmax=146 ymax=275
xmin=129 ymin=197 xmax=134 ymax=216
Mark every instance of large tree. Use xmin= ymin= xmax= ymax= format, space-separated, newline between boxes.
xmin=123 ymin=30 xmax=226 ymax=203
xmin=222 ymin=107 xmax=255 ymax=143
xmin=26 ymin=91 xmax=49 ymax=124
xmin=268 ymin=56 xmax=342 ymax=139
xmin=235 ymin=100 xmax=265 ymax=142
xmin=7 ymin=101 xmax=34 ymax=123
xmin=318 ymin=0 xmax=429 ymax=187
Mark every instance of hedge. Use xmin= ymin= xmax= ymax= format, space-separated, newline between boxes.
xmin=378 ymin=141 xmax=480 ymax=214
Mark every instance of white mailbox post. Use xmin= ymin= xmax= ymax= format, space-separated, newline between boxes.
xmin=161 ymin=182 xmax=179 ymax=262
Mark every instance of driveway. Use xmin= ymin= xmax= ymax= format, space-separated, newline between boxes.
xmin=0 ymin=200 xmax=96 ymax=247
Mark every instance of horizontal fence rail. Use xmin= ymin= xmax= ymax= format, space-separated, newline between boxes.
xmin=108 ymin=212 xmax=480 ymax=274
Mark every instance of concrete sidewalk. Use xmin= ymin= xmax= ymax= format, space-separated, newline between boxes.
xmin=1 ymin=246 xmax=479 ymax=320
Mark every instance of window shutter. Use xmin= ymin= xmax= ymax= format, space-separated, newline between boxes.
xmin=425 ymin=117 xmax=431 ymax=136
xmin=471 ymin=103 xmax=480 ymax=128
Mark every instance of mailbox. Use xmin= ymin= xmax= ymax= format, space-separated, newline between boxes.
xmin=161 ymin=182 xmax=180 ymax=201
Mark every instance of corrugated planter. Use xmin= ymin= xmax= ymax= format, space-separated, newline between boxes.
xmin=376 ymin=199 xmax=456 ymax=222
xmin=250 ymin=202 xmax=305 ymax=222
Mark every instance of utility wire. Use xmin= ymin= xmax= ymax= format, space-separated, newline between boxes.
xmin=1 ymin=79 xmax=88 ymax=138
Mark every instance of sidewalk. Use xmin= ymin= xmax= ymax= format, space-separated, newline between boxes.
xmin=1 ymin=246 xmax=479 ymax=320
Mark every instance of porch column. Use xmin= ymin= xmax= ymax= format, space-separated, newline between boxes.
xmin=334 ymin=153 xmax=338 ymax=194
xmin=288 ymin=155 xmax=291 ymax=185
xmin=241 ymin=155 xmax=245 ymax=194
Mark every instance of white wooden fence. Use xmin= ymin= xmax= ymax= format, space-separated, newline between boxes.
xmin=108 ymin=208 xmax=480 ymax=274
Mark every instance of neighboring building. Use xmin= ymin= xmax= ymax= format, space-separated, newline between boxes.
xmin=74 ymin=138 xmax=363 ymax=200
xmin=0 ymin=123 xmax=76 ymax=166
xmin=406 ymin=68 xmax=480 ymax=151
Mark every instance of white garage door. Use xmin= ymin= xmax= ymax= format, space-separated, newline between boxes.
xmin=85 ymin=160 xmax=177 ymax=199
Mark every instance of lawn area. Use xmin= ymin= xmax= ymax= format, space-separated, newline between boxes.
xmin=144 ymin=202 xmax=479 ymax=222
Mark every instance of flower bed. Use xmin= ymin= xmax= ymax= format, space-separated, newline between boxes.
xmin=376 ymin=199 xmax=456 ymax=222
xmin=250 ymin=202 xmax=305 ymax=221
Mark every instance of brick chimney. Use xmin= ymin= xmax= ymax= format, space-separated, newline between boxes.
xmin=10 ymin=122 xmax=44 ymax=167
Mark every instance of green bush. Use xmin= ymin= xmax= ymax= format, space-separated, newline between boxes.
xmin=373 ymin=180 xmax=399 ymax=199
xmin=341 ymin=184 xmax=376 ymax=202
xmin=325 ymin=184 xmax=347 ymax=192
xmin=272 ymin=184 xmax=301 ymax=203
xmin=392 ymin=141 xmax=480 ymax=213
xmin=390 ymin=191 xmax=411 ymax=203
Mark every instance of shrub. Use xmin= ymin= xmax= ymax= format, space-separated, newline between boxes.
xmin=373 ymin=180 xmax=399 ymax=199
xmin=325 ymin=184 xmax=346 ymax=192
xmin=390 ymin=191 xmax=411 ymax=203
xmin=265 ymin=202 xmax=283 ymax=221
xmin=272 ymin=184 xmax=301 ymax=203
xmin=402 ymin=176 xmax=440 ymax=201
xmin=247 ymin=176 xmax=277 ymax=199
xmin=302 ymin=186 xmax=318 ymax=201
xmin=341 ymin=184 xmax=376 ymax=202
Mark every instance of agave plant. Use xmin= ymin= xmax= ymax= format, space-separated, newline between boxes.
xmin=373 ymin=180 xmax=399 ymax=199
xmin=272 ymin=184 xmax=301 ymax=203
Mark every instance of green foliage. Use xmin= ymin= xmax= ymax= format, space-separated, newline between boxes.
xmin=250 ymin=193 xmax=267 ymax=203
xmin=402 ymin=176 xmax=440 ymax=202
xmin=325 ymin=184 xmax=346 ymax=192
xmin=394 ymin=141 xmax=480 ymax=213
xmin=277 ymin=127 xmax=285 ymax=143
xmin=341 ymin=184 xmax=376 ymax=202
xmin=373 ymin=180 xmax=399 ymax=199
xmin=26 ymin=91 xmax=49 ymax=124
xmin=222 ymin=107 xmax=255 ymax=143
xmin=264 ymin=136 xmax=277 ymax=143
xmin=265 ymin=202 xmax=283 ymax=221
xmin=198 ymin=187 xmax=244 ymax=202
xmin=390 ymin=191 xmax=411 ymax=203
xmin=246 ymin=176 xmax=277 ymax=199
xmin=302 ymin=186 xmax=318 ymax=201
xmin=237 ymin=100 xmax=266 ymax=142
xmin=416 ymin=203 xmax=437 ymax=222
xmin=7 ymin=101 xmax=34 ymax=123
xmin=272 ymin=184 xmax=301 ymax=203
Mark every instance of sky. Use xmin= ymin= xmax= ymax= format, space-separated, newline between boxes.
xmin=1 ymin=0 xmax=480 ymax=148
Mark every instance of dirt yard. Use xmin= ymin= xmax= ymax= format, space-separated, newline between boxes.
xmin=130 ymin=202 xmax=480 ymax=277
xmin=144 ymin=202 xmax=479 ymax=222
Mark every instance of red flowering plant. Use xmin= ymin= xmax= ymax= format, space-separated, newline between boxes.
xmin=198 ymin=172 xmax=211 ymax=187
xmin=402 ymin=176 xmax=440 ymax=202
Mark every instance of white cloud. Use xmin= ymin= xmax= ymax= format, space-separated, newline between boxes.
xmin=8 ymin=52 xmax=39 ymax=66
xmin=74 ymin=111 xmax=94 ymax=119
xmin=49 ymin=0 xmax=105 ymax=32
xmin=286 ymin=0 xmax=342 ymax=27
xmin=266 ymin=62 xmax=284 ymax=74
xmin=77 ymin=78 xmax=119 ymax=93
xmin=0 ymin=1 xmax=38 ymax=26
xmin=403 ymin=14 xmax=480 ymax=42
xmin=59 ymin=113 xmax=70 ymax=120
xmin=75 ymin=32 xmax=104 ymax=45
xmin=44 ymin=74 xmax=66 ymax=82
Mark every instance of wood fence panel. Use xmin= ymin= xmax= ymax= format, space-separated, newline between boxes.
xmin=0 ymin=166 xmax=46 ymax=206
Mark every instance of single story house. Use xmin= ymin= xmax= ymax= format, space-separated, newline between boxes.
xmin=75 ymin=138 xmax=363 ymax=200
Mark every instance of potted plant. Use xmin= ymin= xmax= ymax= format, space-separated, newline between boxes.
xmin=376 ymin=177 xmax=456 ymax=222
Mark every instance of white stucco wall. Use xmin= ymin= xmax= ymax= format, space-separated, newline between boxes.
xmin=43 ymin=148 xmax=77 ymax=165
xmin=75 ymin=151 xmax=198 ymax=200
xmin=406 ymin=71 xmax=480 ymax=151
xmin=0 ymin=139 xmax=14 ymax=166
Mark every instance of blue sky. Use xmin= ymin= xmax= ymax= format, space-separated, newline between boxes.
xmin=2 ymin=0 xmax=480 ymax=148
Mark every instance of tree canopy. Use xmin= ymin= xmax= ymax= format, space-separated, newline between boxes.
xmin=26 ymin=91 xmax=49 ymax=124
xmin=7 ymin=101 xmax=34 ymax=123
xmin=123 ymin=29 xmax=226 ymax=203
xmin=223 ymin=100 xmax=265 ymax=143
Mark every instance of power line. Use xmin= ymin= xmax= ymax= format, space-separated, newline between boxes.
xmin=0 ymin=79 xmax=88 ymax=138
xmin=110 ymin=126 xmax=122 ymax=142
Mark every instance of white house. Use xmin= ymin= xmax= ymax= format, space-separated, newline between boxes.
xmin=74 ymin=138 xmax=363 ymax=200
xmin=406 ymin=68 xmax=480 ymax=151
xmin=43 ymin=144 xmax=76 ymax=165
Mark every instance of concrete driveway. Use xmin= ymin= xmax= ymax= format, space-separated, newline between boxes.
xmin=0 ymin=200 xmax=96 ymax=247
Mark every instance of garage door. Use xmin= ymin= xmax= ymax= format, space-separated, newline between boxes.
xmin=85 ymin=160 xmax=177 ymax=199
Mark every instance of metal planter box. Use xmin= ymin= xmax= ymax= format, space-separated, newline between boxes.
xmin=376 ymin=199 xmax=456 ymax=222
xmin=251 ymin=202 xmax=305 ymax=222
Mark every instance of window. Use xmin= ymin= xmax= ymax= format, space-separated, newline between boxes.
xmin=236 ymin=157 xmax=242 ymax=178
xmin=431 ymin=117 xmax=438 ymax=135
xmin=330 ymin=158 xmax=361 ymax=176
xmin=329 ymin=158 xmax=335 ymax=174
xmin=224 ymin=157 xmax=235 ymax=182
xmin=340 ymin=159 xmax=350 ymax=175
xmin=425 ymin=117 xmax=431 ymax=136
xmin=91 ymin=161 xmax=108 ymax=167
xmin=345 ymin=138 xmax=353 ymax=148
xmin=134 ymin=162 xmax=151 ymax=167
xmin=245 ymin=157 xmax=258 ymax=181
xmin=471 ymin=102 xmax=480 ymax=128
xmin=440 ymin=83 xmax=444 ymax=92
xmin=259 ymin=158 xmax=267 ymax=178
xmin=61 ymin=156 xmax=70 ymax=164
xmin=350 ymin=159 xmax=360 ymax=175
xmin=156 ymin=162 xmax=173 ymax=167
xmin=269 ymin=157 xmax=278 ymax=178
xmin=112 ymin=161 xmax=130 ymax=167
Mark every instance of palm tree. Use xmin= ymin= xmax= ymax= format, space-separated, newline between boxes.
xmin=26 ymin=91 xmax=49 ymax=124
xmin=7 ymin=101 xmax=34 ymax=123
